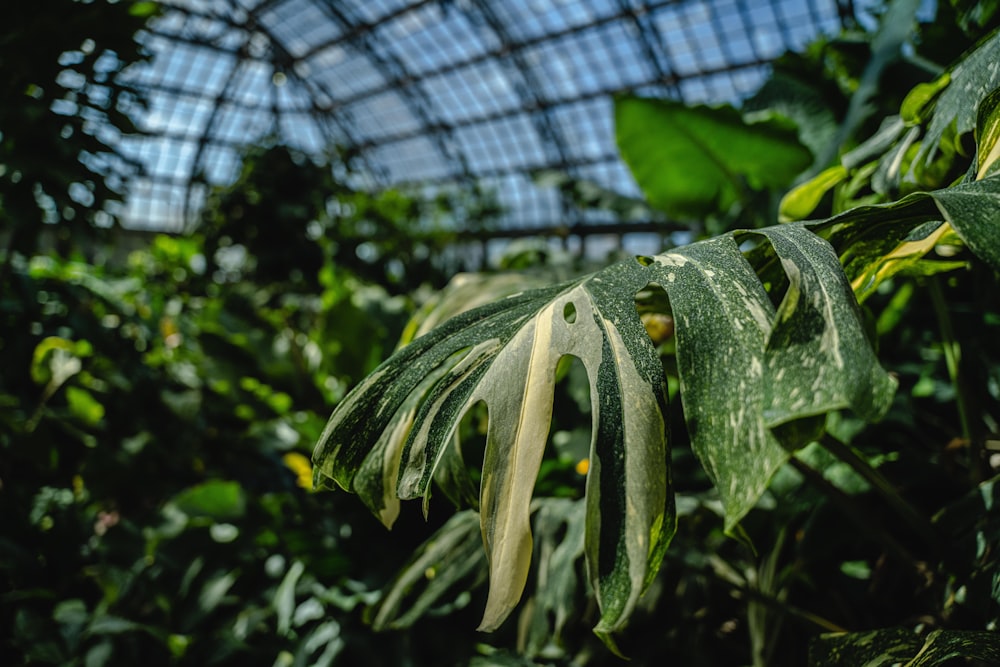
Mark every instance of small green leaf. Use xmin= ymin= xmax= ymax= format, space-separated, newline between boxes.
xmin=170 ymin=480 xmax=246 ymax=521
xmin=65 ymin=386 xmax=105 ymax=426
xmin=31 ymin=336 xmax=91 ymax=387
xmin=779 ymin=165 xmax=848 ymax=221
xmin=275 ymin=561 xmax=305 ymax=636
xmin=128 ymin=1 xmax=160 ymax=18
xmin=900 ymin=74 xmax=951 ymax=125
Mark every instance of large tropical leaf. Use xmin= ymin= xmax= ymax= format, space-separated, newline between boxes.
xmin=313 ymin=257 xmax=673 ymax=635
xmin=313 ymin=216 xmax=908 ymax=635
xmin=615 ymin=95 xmax=812 ymax=219
xmin=642 ymin=226 xmax=896 ymax=529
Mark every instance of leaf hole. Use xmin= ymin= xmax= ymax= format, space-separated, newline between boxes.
xmin=635 ymin=255 xmax=654 ymax=267
xmin=563 ymin=301 xmax=577 ymax=324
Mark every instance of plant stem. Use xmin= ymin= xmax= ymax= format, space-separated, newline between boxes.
xmin=788 ymin=457 xmax=924 ymax=573
xmin=928 ymin=276 xmax=981 ymax=482
xmin=819 ymin=432 xmax=939 ymax=553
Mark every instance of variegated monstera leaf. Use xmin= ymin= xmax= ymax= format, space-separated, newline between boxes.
xmin=312 ymin=213 xmax=931 ymax=637
xmin=313 ymin=173 xmax=1000 ymax=639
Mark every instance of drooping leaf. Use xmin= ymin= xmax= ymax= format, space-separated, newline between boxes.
xmin=314 ymin=258 xmax=674 ymax=636
xmin=518 ymin=498 xmax=587 ymax=656
xmin=752 ymin=225 xmax=897 ymax=426
xmin=645 ymin=237 xmax=784 ymax=530
xmin=615 ymin=95 xmax=812 ymax=219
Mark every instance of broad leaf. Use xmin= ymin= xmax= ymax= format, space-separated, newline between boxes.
xmin=615 ymin=95 xmax=812 ymax=219
xmin=753 ymin=225 xmax=897 ymax=426
xmin=313 ymin=258 xmax=674 ymax=635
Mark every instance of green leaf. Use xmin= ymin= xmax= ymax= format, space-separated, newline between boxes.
xmin=31 ymin=336 xmax=91 ymax=387
xmin=615 ymin=96 xmax=812 ymax=219
xmin=915 ymin=30 xmax=1000 ymax=167
xmin=128 ymin=1 xmax=160 ymax=18
xmin=753 ymin=225 xmax=897 ymax=426
xmin=275 ymin=561 xmax=305 ymax=636
xmin=815 ymin=176 xmax=1000 ymax=278
xmin=810 ymin=628 xmax=1000 ymax=666
xmin=314 ymin=258 xmax=674 ymax=636
xmin=169 ymin=480 xmax=247 ymax=521
xmin=65 ymin=386 xmax=106 ymax=426
xmin=646 ymin=237 xmax=784 ymax=530
xmin=900 ymin=74 xmax=951 ymax=126
xmin=779 ymin=165 xmax=848 ymax=222
xmin=368 ymin=510 xmax=487 ymax=631
xmin=930 ymin=176 xmax=1000 ymax=270
xmin=976 ymin=87 xmax=1000 ymax=179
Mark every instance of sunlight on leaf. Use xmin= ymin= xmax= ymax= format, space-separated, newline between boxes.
xmin=616 ymin=95 xmax=812 ymax=219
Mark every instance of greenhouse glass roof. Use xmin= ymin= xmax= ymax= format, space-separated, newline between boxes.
xmin=113 ymin=0 xmax=861 ymax=235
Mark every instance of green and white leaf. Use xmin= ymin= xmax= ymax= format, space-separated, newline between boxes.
xmin=753 ymin=225 xmax=897 ymax=426
xmin=914 ymin=30 xmax=1000 ymax=168
xmin=646 ymin=237 xmax=785 ymax=530
xmin=314 ymin=258 xmax=674 ymax=635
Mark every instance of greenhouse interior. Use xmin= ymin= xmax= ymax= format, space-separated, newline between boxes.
xmin=3 ymin=0 xmax=1000 ymax=664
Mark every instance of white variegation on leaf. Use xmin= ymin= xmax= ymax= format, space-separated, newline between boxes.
xmin=313 ymin=176 xmax=1000 ymax=641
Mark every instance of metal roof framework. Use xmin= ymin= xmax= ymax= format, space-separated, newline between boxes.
xmin=112 ymin=0 xmax=858 ymax=248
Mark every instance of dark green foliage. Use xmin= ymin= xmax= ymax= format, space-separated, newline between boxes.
xmin=0 ymin=0 xmax=153 ymax=258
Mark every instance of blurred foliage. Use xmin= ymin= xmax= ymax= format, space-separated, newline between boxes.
xmin=0 ymin=0 xmax=154 ymax=261
xmin=200 ymin=144 xmax=501 ymax=294
xmin=0 ymin=224 xmax=496 ymax=664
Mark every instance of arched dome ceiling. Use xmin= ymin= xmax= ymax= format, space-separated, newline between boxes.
xmin=115 ymin=0 xmax=857 ymax=235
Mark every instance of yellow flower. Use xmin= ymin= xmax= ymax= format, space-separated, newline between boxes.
xmin=282 ymin=452 xmax=313 ymax=490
